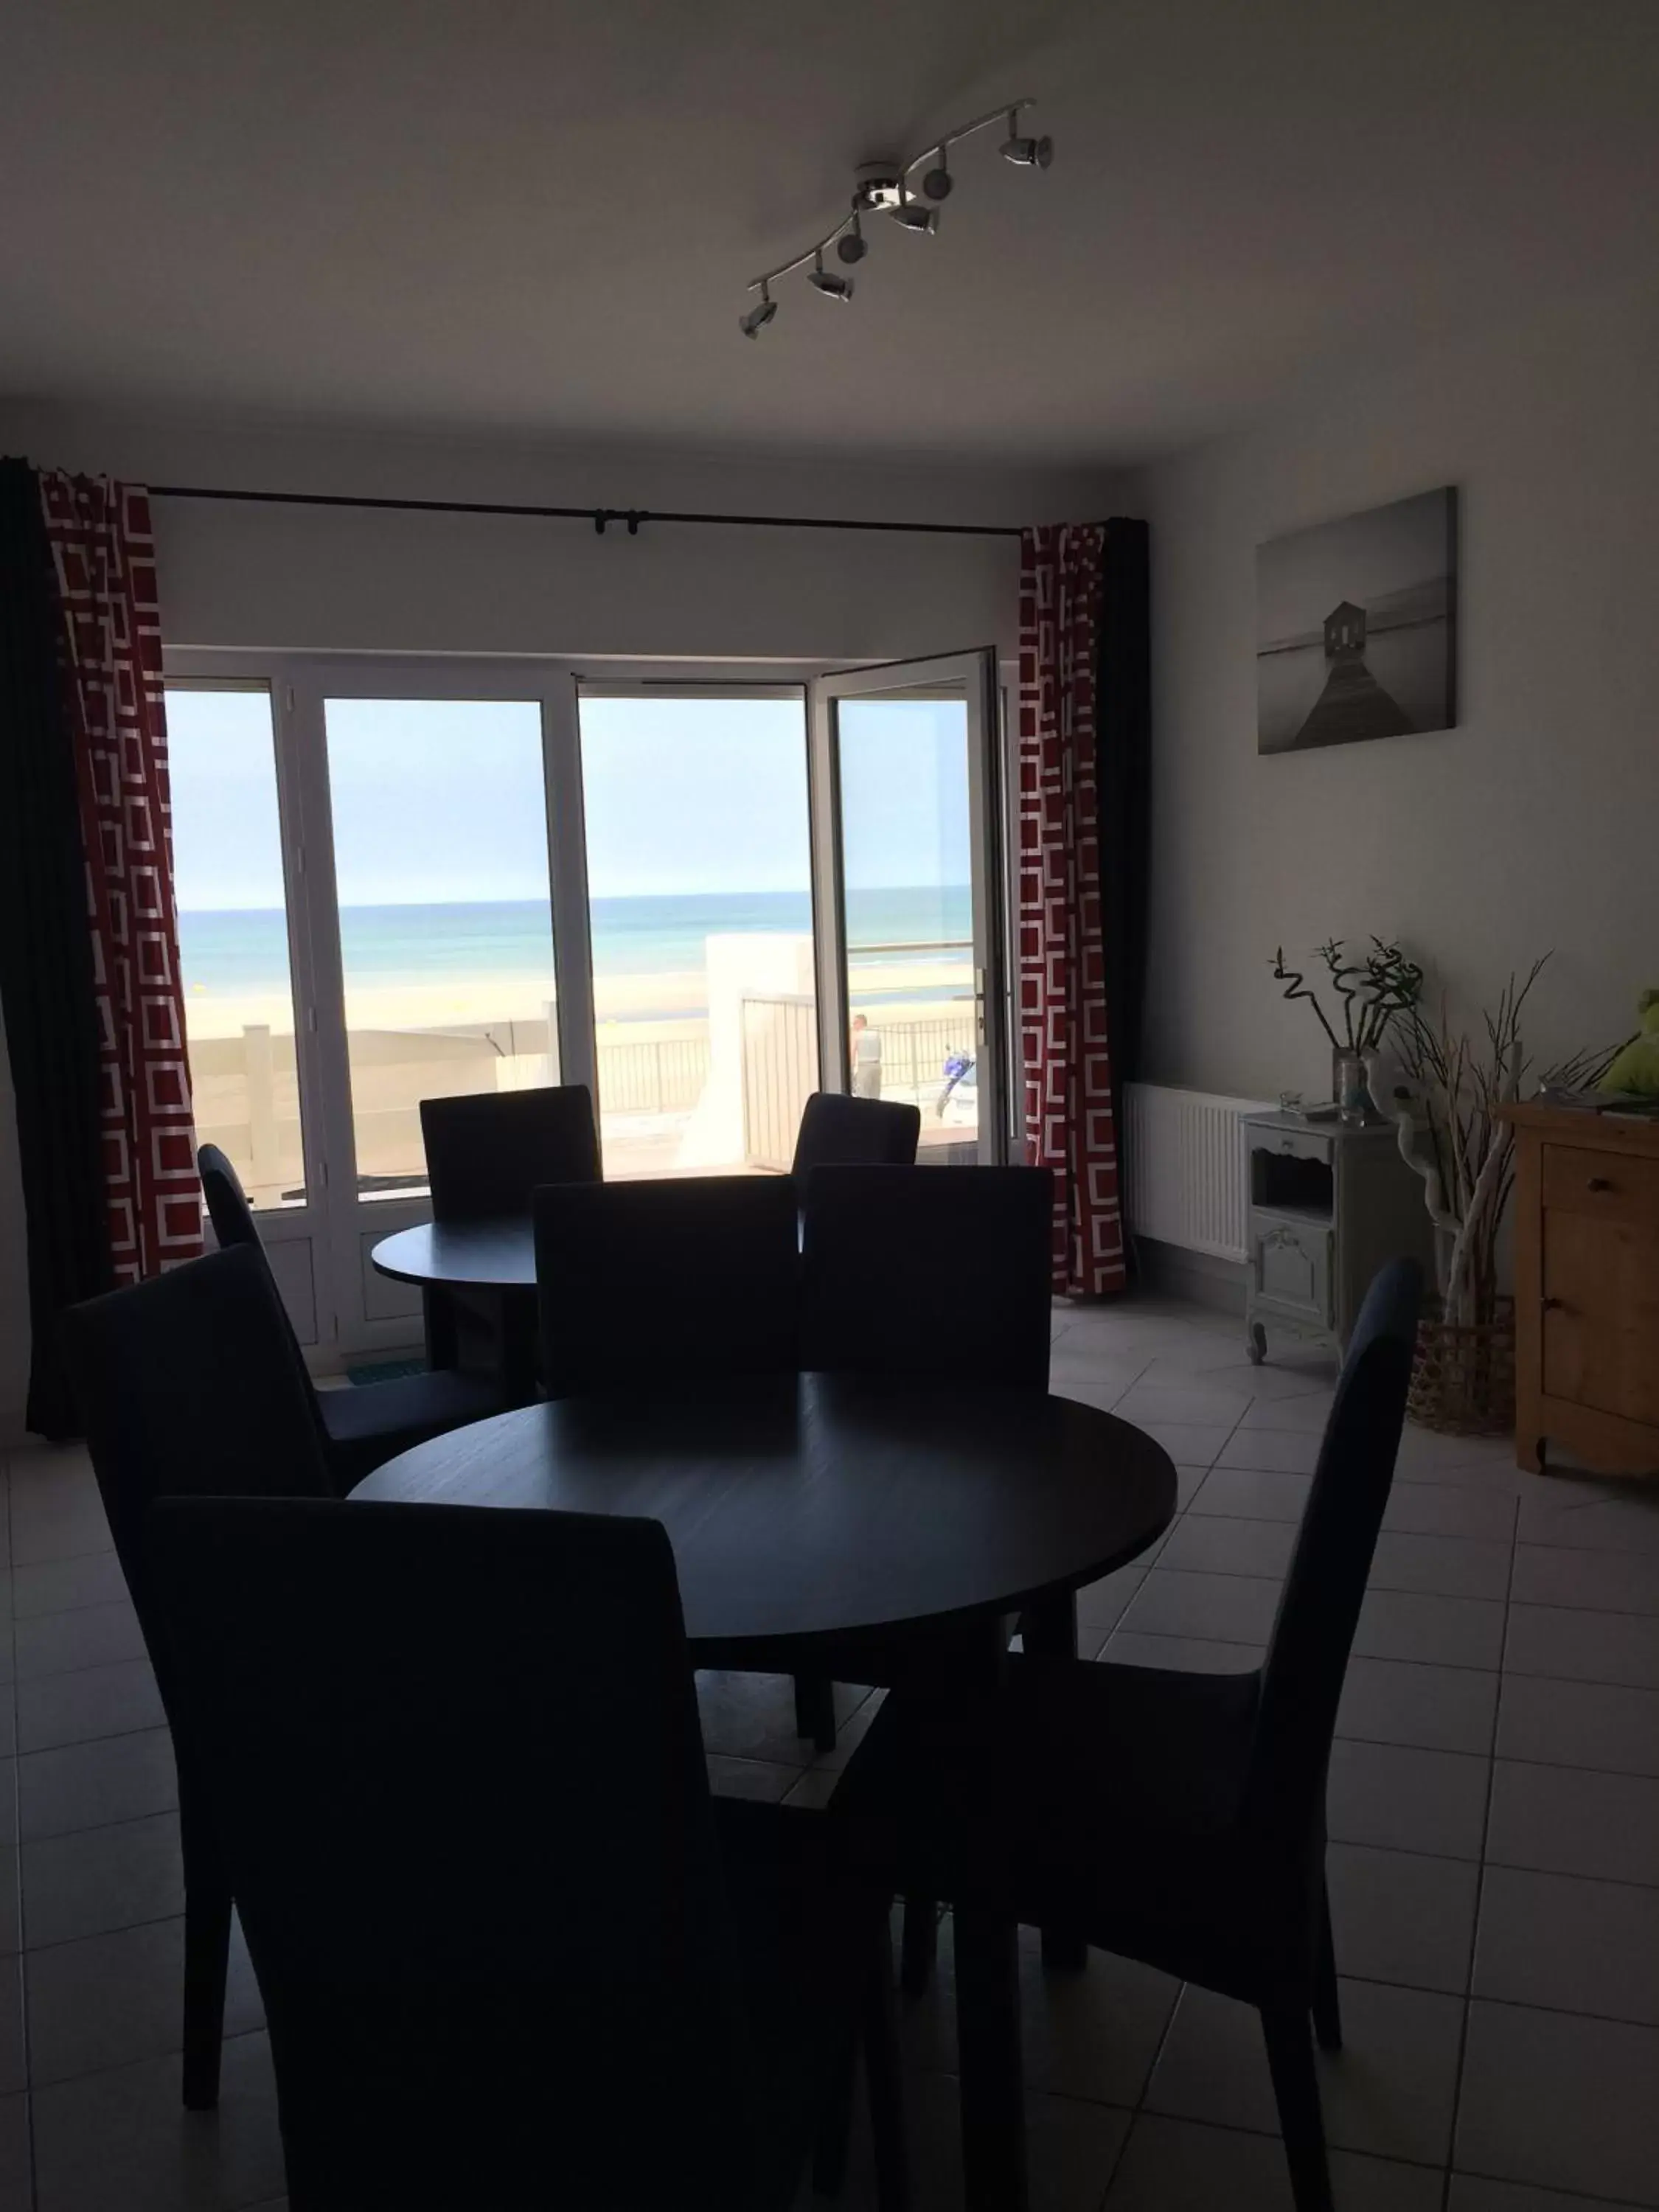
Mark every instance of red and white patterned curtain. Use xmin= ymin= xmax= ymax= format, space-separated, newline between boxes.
xmin=1018 ymin=524 xmax=1125 ymax=1298
xmin=38 ymin=473 xmax=202 ymax=1284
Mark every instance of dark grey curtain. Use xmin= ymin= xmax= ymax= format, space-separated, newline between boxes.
xmin=1098 ymin=517 xmax=1152 ymax=1213
xmin=0 ymin=457 xmax=111 ymax=1436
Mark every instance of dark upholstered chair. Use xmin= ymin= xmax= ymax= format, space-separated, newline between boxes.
xmin=61 ymin=1245 xmax=338 ymax=2110
xmin=534 ymin=1174 xmax=800 ymax=1400
xmin=419 ymin=1083 xmax=599 ymax=1220
xmin=148 ymin=1495 xmax=907 ymax=2212
xmin=835 ymin=1259 xmax=1424 ymax=2212
xmin=790 ymin=1092 xmax=921 ymax=1180
xmin=197 ymin=1144 xmax=502 ymax=1488
xmin=800 ymin=1164 xmax=1054 ymax=1388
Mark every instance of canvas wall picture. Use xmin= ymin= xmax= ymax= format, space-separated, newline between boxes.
xmin=1256 ymin=487 xmax=1457 ymax=755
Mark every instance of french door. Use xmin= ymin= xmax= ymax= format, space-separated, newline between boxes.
xmin=809 ymin=650 xmax=1009 ymax=1165
xmin=167 ymin=648 xmax=1009 ymax=1363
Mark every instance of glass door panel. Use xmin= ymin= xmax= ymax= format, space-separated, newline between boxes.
xmin=576 ymin=690 xmax=816 ymax=1177
xmin=167 ymin=684 xmax=307 ymax=1208
xmin=321 ymin=698 xmax=557 ymax=1200
xmin=813 ymin=653 xmax=1006 ymax=1164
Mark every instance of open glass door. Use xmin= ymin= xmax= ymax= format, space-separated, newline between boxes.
xmin=810 ymin=650 xmax=1009 ymax=1164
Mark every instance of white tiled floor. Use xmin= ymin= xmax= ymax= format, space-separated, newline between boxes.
xmin=4 ymin=1292 xmax=1659 ymax=2209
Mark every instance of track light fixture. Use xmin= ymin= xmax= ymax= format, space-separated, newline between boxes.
xmin=740 ymin=99 xmax=1049 ymax=334
xmin=890 ymin=183 xmax=938 ymax=236
xmin=920 ymin=143 xmax=953 ymax=201
xmin=999 ymin=103 xmax=1053 ymax=168
xmin=807 ymin=249 xmax=855 ymax=302
xmin=738 ymin=281 xmax=776 ymax=338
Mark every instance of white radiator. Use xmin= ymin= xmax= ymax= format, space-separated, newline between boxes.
xmin=1124 ymin=1082 xmax=1273 ymax=1265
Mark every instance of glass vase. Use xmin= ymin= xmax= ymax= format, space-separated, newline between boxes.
xmin=1334 ymin=1048 xmax=1369 ymax=1126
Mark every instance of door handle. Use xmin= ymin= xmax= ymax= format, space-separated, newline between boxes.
xmin=1587 ymin=1176 xmax=1613 ymax=1193
xmin=1543 ymin=1295 xmax=1568 ymax=1313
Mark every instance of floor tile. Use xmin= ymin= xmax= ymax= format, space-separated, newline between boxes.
xmin=1188 ymin=1467 xmax=1312 ymax=1523
xmin=1076 ymin=1564 xmax=1148 ymax=1636
xmin=1124 ymin=1422 xmax=1236 ymax=1468
xmin=1393 ymin=1430 xmax=1520 ymax=1479
xmin=1352 ymin=1590 xmax=1506 ymax=1670
xmin=1496 ymin=1675 xmax=1659 ymax=1777
xmin=1335 ymin=1658 xmax=1499 ymax=1756
xmin=1145 ymin=1977 xmax=1464 ymax=2165
xmin=1118 ymin=1569 xmax=1283 ymax=1646
xmin=1503 ymin=1603 xmax=1659 ymax=1689
xmin=27 ymin=1913 xmax=265 ymax=2084
xmin=1450 ymin=2178 xmax=1651 ymax=2211
xmin=22 ymin=1812 xmax=184 ymax=1950
xmin=782 ymin=1767 xmax=841 ymax=1809
xmin=15 ymin=1660 xmax=166 ymax=1754
xmin=1158 ymin=1514 xmax=1298 ymax=1579
xmin=1327 ymin=1840 xmax=1477 ymax=1995
xmin=0 ymin=1764 xmax=14 ymax=1854
xmin=1101 ymin=1632 xmax=1264 ymax=1674
xmin=1486 ymin=1759 xmax=1659 ymax=1888
xmin=31 ymin=2029 xmax=285 ymax=2212
xmin=1237 ymin=1390 xmax=1338 ymax=1433
xmin=1511 ymin=1545 xmax=1659 ymax=1617
xmin=1106 ymin=2114 xmax=1443 ymax=2210
xmin=704 ymin=1753 xmax=795 ymax=1803
xmin=8 ymin=1486 xmax=113 ymax=1570
xmin=693 ymin=1672 xmax=866 ymax=1769
xmin=1326 ymin=1740 xmax=1490 ymax=1860
xmin=1113 ymin=1382 xmax=1253 ymax=1430
xmin=1455 ymin=1999 xmax=1659 ymax=2204
xmin=1366 ymin=1532 xmax=1511 ymax=1601
xmin=897 ymin=2070 xmax=1130 ymax=2212
xmin=1216 ymin=1430 xmax=1323 ymax=1475
xmin=1516 ymin=1485 xmax=1659 ymax=1554
xmin=1050 ymin=1368 xmax=1145 ymax=1410
xmin=0 ymin=1849 xmax=18 ymax=1958
xmin=899 ymin=1916 xmax=1179 ymax=2110
xmin=10 ymin=1551 xmax=130 ymax=1621
xmin=1382 ymin=1485 xmax=1517 ymax=1541
xmin=14 ymin=1601 xmax=147 ymax=1683
xmin=0 ymin=1702 xmax=14 ymax=1760
xmin=18 ymin=1728 xmax=179 ymax=1844
xmin=1475 ymin=1864 xmax=1659 ymax=2024
xmin=0 ymin=1958 xmax=21 ymax=2096
xmin=1047 ymin=1340 xmax=1152 ymax=1394
xmin=0 ymin=2093 xmax=29 ymax=2209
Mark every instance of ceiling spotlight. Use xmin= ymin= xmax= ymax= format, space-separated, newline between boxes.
xmin=807 ymin=248 xmax=854 ymax=302
xmin=920 ymin=143 xmax=953 ymax=201
xmin=999 ymin=107 xmax=1053 ymax=167
xmin=836 ymin=214 xmax=868 ymax=265
xmin=739 ymin=282 xmax=777 ymax=338
xmin=852 ymin=164 xmax=904 ymax=212
xmin=890 ymin=185 xmax=938 ymax=234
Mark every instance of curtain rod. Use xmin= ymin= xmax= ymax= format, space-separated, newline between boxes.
xmin=147 ymin=483 xmax=1024 ymax=540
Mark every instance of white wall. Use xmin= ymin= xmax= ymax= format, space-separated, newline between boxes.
xmin=0 ymin=400 xmax=1121 ymax=1435
xmin=1133 ymin=282 xmax=1659 ymax=1105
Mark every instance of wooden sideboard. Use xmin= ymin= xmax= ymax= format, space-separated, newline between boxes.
xmin=1506 ymin=1102 xmax=1659 ymax=1475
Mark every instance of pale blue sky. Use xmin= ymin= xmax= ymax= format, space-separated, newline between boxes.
xmin=166 ymin=687 xmax=970 ymax=910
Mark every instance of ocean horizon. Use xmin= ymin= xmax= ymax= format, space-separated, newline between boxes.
xmin=177 ymin=886 xmax=973 ymax=998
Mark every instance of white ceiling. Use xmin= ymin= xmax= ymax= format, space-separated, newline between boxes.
xmin=2 ymin=0 xmax=1658 ymax=465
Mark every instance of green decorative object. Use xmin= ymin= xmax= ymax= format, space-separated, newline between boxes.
xmin=1599 ymin=990 xmax=1659 ymax=1096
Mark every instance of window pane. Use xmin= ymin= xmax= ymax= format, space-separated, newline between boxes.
xmin=167 ymin=684 xmax=306 ymax=1208
xmin=577 ymin=694 xmax=816 ymax=1178
xmin=833 ymin=689 xmax=979 ymax=1161
xmin=323 ymin=699 xmax=557 ymax=1200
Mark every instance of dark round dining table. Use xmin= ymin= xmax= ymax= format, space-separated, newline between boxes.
xmin=369 ymin=1218 xmax=538 ymax=1400
xmin=354 ymin=1370 xmax=1176 ymax=2212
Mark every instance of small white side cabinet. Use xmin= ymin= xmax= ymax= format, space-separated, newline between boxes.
xmin=1242 ymin=1111 xmax=1436 ymax=1364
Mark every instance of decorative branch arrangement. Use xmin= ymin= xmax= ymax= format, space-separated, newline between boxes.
xmin=1391 ymin=957 xmax=1617 ymax=1326
xmin=1270 ymin=939 xmax=1425 ymax=1056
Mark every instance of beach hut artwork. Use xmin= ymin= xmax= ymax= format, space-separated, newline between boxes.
xmin=1256 ymin=488 xmax=1457 ymax=755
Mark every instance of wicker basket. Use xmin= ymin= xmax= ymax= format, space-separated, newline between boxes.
xmin=1408 ymin=1298 xmax=1516 ymax=1436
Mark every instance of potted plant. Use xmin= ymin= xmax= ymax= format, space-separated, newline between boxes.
xmin=1270 ymin=939 xmax=1424 ymax=1119
xmin=1392 ymin=958 xmax=1615 ymax=1433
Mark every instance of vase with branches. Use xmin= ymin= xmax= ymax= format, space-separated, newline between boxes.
xmin=1271 ymin=939 xmax=1424 ymax=1112
xmin=1392 ymin=957 xmax=1615 ymax=1330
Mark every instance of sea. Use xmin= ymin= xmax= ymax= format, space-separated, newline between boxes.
xmin=177 ymin=887 xmax=974 ymax=1013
